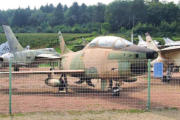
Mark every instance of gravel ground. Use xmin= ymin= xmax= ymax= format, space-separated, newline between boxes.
xmin=0 ymin=68 xmax=180 ymax=114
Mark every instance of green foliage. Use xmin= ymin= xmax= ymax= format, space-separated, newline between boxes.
xmin=0 ymin=0 xmax=179 ymax=36
xmin=0 ymin=33 xmax=94 ymax=52
xmin=101 ymin=22 xmax=111 ymax=35
xmin=134 ymin=23 xmax=159 ymax=35
xmin=50 ymin=3 xmax=64 ymax=26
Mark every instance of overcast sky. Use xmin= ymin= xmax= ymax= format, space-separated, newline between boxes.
xmin=0 ymin=0 xmax=179 ymax=10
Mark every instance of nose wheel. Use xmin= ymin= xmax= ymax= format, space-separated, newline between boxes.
xmin=112 ymin=82 xmax=121 ymax=96
xmin=58 ymin=74 xmax=68 ymax=93
xmin=112 ymin=86 xmax=120 ymax=96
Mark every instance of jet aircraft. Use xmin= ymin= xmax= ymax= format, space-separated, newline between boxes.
xmin=138 ymin=35 xmax=159 ymax=48
xmin=57 ymin=32 xmax=157 ymax=95
xmin=0 ymin=29 xmax=157 ymax=96
xmin=163 ymin=37 xmax=180 ymax=46
xmin=0 ymin=25 xmax=60 ymax=71
xmin=0 ymin=41 xmax=10 ymax=56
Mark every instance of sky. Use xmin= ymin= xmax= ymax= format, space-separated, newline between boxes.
xmin=0 ymin=0 xmax=179 ymax=10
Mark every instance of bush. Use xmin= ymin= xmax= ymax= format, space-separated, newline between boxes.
xmin=134 ymin=23 xmax=159 ymax=35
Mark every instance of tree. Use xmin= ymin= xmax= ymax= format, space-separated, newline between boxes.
xmin=29 ymin=10 xmax=48 ymax=26
xmin=65 ymin=2 xmax=80 ymax=26
xmin=50 ymin=3 xmax=64 ymax=26
xmin=40 ymin=4 xmax=55 ymax=13
xmin=78 ymin=4 xmax=89 ymax=24
xmin=12 ymin=8 xmax=31 ymax=27
xmin=94 ymin=3 xmax=105 ymax=23
xmin=105 ymin=0 xmax=132 ymax=31
xmin=0 ymin=11 xmax=7 ymax=25
xmin=131 ymin=0 xmax=147 ymax=25
xmin=101 ymin=22 xmax=111 ymax=34
xmin=147 ymin=2 xmax=179 ymax=25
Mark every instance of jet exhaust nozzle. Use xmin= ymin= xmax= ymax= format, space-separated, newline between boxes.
xmin=146 ymin=51 xmax=158 ymax=59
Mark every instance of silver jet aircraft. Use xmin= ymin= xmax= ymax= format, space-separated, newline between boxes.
xmin=0 ymin=25 xmax=60 ymax=71
xmin=163 ymin=37 xmax=180 ymax=46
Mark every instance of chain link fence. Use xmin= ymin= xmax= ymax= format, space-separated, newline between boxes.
xmin=0 ymin=59 xmax=180 ymax=114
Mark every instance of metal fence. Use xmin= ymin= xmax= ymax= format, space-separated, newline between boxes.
xmin=0 ymin=59 xmax=180 ymax=114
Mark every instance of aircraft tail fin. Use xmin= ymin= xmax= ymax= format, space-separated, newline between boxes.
xmin=163 ymin=37 xmax=174 ymax=45
xmin=2 ymin=25 xmax=23 ymax=53
xmin=58 ymin=31 xmax=72 ymax=54
xmin=138 ymin=35 xmax=146 ymax=47
xmin=145 ymin=33 xmax=159 ymax=51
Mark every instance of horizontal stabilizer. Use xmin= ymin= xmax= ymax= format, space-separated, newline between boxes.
xmin=35 ymin=54 xmax=61 ymax=61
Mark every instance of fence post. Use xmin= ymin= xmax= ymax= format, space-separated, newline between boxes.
xmin=147 ymin=59 xmax=151 ymax=110
xmin=9 ymin=59 xmax=12 ymax=115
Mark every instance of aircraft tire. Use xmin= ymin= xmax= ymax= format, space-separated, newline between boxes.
xmin=112 ymin=87 xmax=120 ymax=96
xmin=162 ymin=76 xmax=170 ymax=83
xmin=14 ymin=67 xmax=19 ymax=71
xmin=174 ymin=66 xmax=179 ymax=72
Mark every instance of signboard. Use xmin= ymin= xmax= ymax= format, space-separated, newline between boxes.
xmin=154 ymin=62 xmax=163 ymax=78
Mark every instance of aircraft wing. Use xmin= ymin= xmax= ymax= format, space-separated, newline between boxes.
xmin=161 ymin=46 xmax=180 ymax=54
xmin=0 ymin=70 xmax=84 ymax=74
xmin=35 ymin=54 xmax=61 ymax=61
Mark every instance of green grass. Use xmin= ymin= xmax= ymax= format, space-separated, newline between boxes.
xmin=0 ymin=109 xmax=145 ymax=118
xmin=0 ymin=109 xmax=179 ymax=120
xmin=0 ymin=33 xmax=94 ymax=52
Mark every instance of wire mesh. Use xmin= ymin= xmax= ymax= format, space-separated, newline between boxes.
xmin=0 ymin=59 xmax=180 ymax=114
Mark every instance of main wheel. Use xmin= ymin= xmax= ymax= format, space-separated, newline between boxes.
xmin=14 ymin=66 xmax=19 ymax=71
xmin=162 ymin=76 xmax=170 ymax=82
xmin=174 ymin=66 xmax=179 ymax=72
xmin=112 ymin=87 xmax=120 ymax=96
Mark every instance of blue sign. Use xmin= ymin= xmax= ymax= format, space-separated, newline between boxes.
xmin=154 ymin=62 xmax=163 ymax=78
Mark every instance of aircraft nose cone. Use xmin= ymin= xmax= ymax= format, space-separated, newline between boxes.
xmin=146 ymin=51 xmax=158 ymax=59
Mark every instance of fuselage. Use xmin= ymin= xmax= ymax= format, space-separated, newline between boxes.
xmin=1 ymin=48 xmax=60 ymax=66
xmin=60 ymin=45 xmax=157 ymax=79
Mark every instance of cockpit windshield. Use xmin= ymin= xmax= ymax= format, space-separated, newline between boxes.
xmin=88 ymin=36 xmax=133 ymax=49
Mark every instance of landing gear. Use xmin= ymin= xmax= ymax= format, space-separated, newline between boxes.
xmin=75 ymin=77 xmax=95 ymax=87
xmin=111 ymin=81 xmax=121 ymax=96
xmin=107 ymin=79 xmax=122 ymax=96
xmin=162 ymin=76 xmax=171 ymax=82
xmin=14 ymin=66 xmax=19 ymax=71
xmin=58 ymin=74 xmax=68 ymax=93
xmin=174 ymin=66 xmax=179 ymax=72
xmin=112 ymin=86 xmax=120 ymax=96
xmin=162 ymin=63 xmax=173 ymax=83
xmin=108 ymin=79 xmax=113 ymax=91
xmin=50 ymin=62 xmax=55 ymax=70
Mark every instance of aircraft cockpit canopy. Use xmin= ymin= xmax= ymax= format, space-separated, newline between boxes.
xmin=88 ymin=36 xmax=133 ymax=49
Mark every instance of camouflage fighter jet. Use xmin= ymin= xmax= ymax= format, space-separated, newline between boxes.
xmin=146 ymin=33 xmax=180 ymax=82
xmin=0 ymin=31 xmax=157 ymax=96
xmin=0 ymin=25 xmax=60 ymax=71
xmin=58 ymin=32 xmax=157 ymax=95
